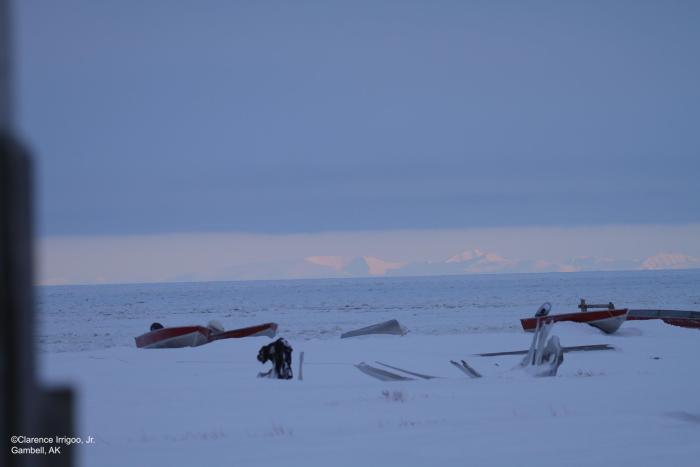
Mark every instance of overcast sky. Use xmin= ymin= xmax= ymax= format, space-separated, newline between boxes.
xmin=13 ymin=1 xmax=700 ymax=283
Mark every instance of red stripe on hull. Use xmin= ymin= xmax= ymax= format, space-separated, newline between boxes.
xmin=521 ymin=309 xmax=628 ymax=333
xmin=135 ymin=326 xmax=211 ymax=349
xmin=627 ymin=316 xmax=700 ymax=329
xmin=135 ymin=322 xmax=278 ymax=349
xmin=210 ymin=322 xmax=278 ymax=341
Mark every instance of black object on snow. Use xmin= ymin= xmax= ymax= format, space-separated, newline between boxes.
xmin=257 ymin=338 xmax=293 ymax=379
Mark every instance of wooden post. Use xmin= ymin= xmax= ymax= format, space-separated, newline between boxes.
xmin=298 ymin=351 xmax=304 ymax=381
xmin=1 ymin=1 xmax=74 ymax=465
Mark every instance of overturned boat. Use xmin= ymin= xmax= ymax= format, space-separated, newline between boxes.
xmin=135 ymin=321 xmax=278 ymax=349
xmin=340 ymin=319 xmax=407 ymax=339
xmin=520 ymin=302 xmax=628 ymax=334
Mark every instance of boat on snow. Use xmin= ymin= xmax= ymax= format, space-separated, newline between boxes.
xmin=578 ymin=299 xmax=700 ymax=330
xmin=520 ymin=302 xmax=628 ymax=334
xmin=135 ymin=322 xmax=278 ymax=349
xmin=627 ymin=309 xmax=700 ymax=329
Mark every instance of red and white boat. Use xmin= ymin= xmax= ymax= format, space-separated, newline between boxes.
xmin=520 ymin=309 xmax=628 ymax=334
xmin=135 ymin=322 xmax=278 ymax=349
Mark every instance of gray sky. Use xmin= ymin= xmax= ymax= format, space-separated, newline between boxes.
xmin=13 ymin=1 xmax=700 ymax=284
xmin=16 ymin=1 xmax=700 ymax=236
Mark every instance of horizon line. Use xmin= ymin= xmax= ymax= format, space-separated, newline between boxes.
xmin=37 ymin=266 xmax=700 ymax=288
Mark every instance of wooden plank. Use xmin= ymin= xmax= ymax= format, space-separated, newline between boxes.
xmin=475 ymin=344 xmax=615 ymax=357
xmin=354 ymin=362 xmax=414 ymax=381
xmin=375 ymin=361 xmax=439 ymax=380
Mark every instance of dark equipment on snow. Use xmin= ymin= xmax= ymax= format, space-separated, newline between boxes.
xmin=257 ymin=338 xmax=293 ymax=379
xmin=150 ymin=322 xmax=164 ymax=331
xmin=535 ymin=302 xmax=552 ymax=317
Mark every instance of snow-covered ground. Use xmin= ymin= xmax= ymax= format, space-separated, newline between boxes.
xmin=38 ymin=270 xmax=700 ymax=466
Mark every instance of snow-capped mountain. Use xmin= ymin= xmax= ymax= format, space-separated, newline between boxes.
xmin=641 ymin=253 xmax=700 ymax=270
xmin=445 ymin=249 xmax=516 ymax=272
xmin=388 ymin=248 xmax=520 ymax=276
xmin=303 ymin=255 xmax=403 ymax=277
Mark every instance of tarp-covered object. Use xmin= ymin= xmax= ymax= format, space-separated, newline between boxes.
xmin=340 ymin=319 xmax=408 ymax=339
xmin=518 ymin=320 xmax=564 ymax=377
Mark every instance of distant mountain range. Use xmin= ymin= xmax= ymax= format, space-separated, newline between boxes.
xmin=266 ymin=249 xmax=700 ymax=279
